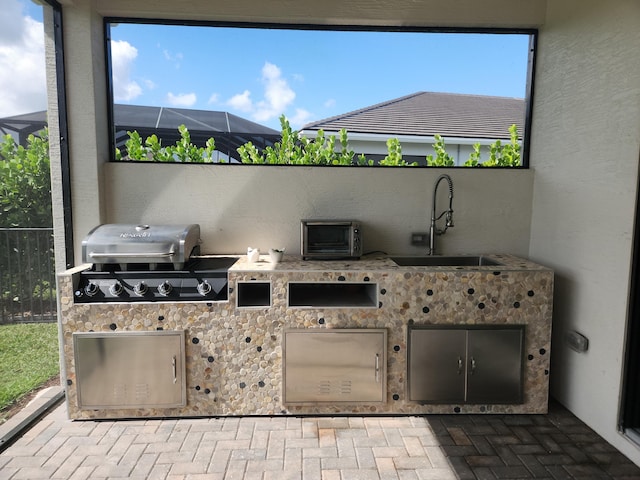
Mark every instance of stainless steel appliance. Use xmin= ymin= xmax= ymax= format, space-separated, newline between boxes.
xmin=73 ymin=331 xmax=186 ymax=409
xmin=301 ymin=220 xmax=362 ymax=260
xmin=82 ymin=223 xmax=201 ymax=270
xmin=283 ymin=329 xmax=387 ymax=404
xmin=75 ymin=224 xmax=237 ymax=303
xmin=408 ymin=325 xmax=524 ymax=404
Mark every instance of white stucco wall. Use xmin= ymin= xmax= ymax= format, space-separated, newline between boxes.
xmin=529 ymin=0 xmax=640 ymax=464
xmin=62 ymin=1 xmax=111 ymax=248
xmin=105 ymin=163 xmax=533 ymax=257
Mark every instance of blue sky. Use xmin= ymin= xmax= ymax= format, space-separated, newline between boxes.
xmin=109 ymin=23 xmax=531 ymax=130
xmin=0 ymin=1 xmax=530 ymax=129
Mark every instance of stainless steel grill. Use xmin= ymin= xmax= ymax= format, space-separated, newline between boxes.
xmin=81 ymin=224 xmax=201 ymax=270
xmin=75 ymin=224 xmax=237 ymax=303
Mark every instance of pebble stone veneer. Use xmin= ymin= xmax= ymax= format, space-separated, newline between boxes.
xmin=57 ymin=254 xmax=553 ymax=420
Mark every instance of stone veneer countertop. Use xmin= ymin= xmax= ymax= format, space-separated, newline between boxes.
xmin=227 ymin=253 xmax=550 ymax=272
xmin=58 ymin=253 xmax=553 ymax=419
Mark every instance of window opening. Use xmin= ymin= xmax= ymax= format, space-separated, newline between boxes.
xmin=105 ymin=21 xmax=536 ymax=167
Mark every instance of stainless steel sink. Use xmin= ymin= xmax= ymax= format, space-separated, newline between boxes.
xmin=390 ymin=255 xmax=503 ymax=267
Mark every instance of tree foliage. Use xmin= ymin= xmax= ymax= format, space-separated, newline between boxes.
xmin=117 ymin=117 xmax=522 ymax=167
xmin=116 ymin=124 xmax=217 ymax=163
xmin=0 ymin=131 xmax=55 ymax=321
xmin=0 ymin=130 xmax=52 ymax=227
xmin=237 ymin=116 xmax=367 ymax=166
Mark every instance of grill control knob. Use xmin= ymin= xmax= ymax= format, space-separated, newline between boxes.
xmin=133 ymin=282 xmax=148 ymax=296
xmin=84 ymin=281 xmax=99 ymax=297
xmin=109 ymin=281 xmax=124 ymax=296
xmin=158 ymin=281 xmax=173 ymax=296
xmin=197 ymin=280 xmax=212 ymax=296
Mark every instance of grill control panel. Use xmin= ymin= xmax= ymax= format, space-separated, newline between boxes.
xmin=75 ymin=274 xmax=229 ymax=303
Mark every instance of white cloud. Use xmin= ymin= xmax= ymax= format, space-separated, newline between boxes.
xmin=163 ymin=49 xmax=183 ymax=68
xmin=0 ymin=0 xmax=46 ymax=117
xmin=207 ymin=93 xmax=219 ymax=104
xmin=166 ymin=92 xmax=197 ymax=107
xmin=227 ymin=90 xmax=253 ymax=112
xmin=289 ymin=109 xmax=313 ymax=128
xmin=0 ymin=0 xmax=27 ymax=46
xmin=143 ymin=79 xmax=156 ymax=90
xmin=324 ymin=98 xmax=336 ymax=108
xmin=253 ymin=62 xmax=296 ymax=121
xmin=110 ymin=39 xmax=142 ymax=102
xmin=227 ymin=62 xmax=297 ymax=124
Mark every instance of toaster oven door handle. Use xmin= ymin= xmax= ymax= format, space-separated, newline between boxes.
xmin=89 ymin=252 xmax=175 ymax=258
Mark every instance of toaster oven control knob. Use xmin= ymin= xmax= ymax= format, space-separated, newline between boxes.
xmin=109 ymin=281 xmax=124 ymax=296
xmin=158 ymin=280 xmax=173 ymax=296
xmin=84 ymin=281 xmax=99 ymax=297
xmin=197 ymin=280 xmax=212 ymax=296
xmin=133 ymin=281 xmax=148 ymax=296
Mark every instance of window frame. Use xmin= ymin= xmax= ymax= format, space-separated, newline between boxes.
xmin=104 ymin=19 xmax=537 ymax=168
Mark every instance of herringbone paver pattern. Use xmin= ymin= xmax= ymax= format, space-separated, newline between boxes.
xmin=1 ymin=400 xmax=640 ymax=479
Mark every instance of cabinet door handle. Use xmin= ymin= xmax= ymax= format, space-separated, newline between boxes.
xmin=470 ymin=357 xmax=476 ymax=375
xmin=375 ymin=353 xmax=380 ymax=383
xmin=457 ymin=356 xmax=463 ymax=375
xmin=172 ymin=356 xmax=177 ymax=384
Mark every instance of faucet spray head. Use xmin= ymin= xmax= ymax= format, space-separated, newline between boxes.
xmin=446 ymin=211 xmax=454 ymax=228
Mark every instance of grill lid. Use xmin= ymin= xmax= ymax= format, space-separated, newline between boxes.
xmin=81 ymin=224 xmax=201 ymax=268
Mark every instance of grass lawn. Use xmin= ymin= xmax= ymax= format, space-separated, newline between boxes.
xmin=0 ymin=322 xmax=60 ymax=414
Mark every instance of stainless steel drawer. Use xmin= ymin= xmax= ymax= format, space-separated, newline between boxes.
xmin=73 ymin=331 xmax=186 ymax=409
xmin=283 ymin=329 xmax=387 ymax=404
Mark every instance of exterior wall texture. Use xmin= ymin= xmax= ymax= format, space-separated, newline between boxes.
xmin=529 ymin=0 xmax=640 ymax=466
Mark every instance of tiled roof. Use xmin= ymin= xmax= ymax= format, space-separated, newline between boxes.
xmin=301 ymin=92 xmax=525 ymax=139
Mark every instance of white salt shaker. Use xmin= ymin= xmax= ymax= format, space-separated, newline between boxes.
xmin=247 ymin=247 xmax=260 ymax=263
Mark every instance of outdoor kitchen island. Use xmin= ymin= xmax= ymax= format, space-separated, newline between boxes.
xmin=57 ymin=253 xmax=553 ymax=420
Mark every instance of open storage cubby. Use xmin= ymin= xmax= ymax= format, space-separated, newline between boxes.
xmin=288 ymin=282 xmax=378 ymax=308
xmin=236 ymin=281 xmax=271 ymax=307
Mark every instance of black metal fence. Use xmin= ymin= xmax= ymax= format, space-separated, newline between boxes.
xmin=0 ymin=228 xmax=57 ymax=324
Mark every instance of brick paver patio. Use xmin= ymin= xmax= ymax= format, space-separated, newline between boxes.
xmin=1 ymin=390 xmax=640 ymax=479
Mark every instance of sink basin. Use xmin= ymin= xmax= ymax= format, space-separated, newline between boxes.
xmin=390 ymin=255 xmax=503 ymax=267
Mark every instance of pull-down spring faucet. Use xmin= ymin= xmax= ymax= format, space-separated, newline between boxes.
xmin=428 ymin=174 xmax=454 ymax=255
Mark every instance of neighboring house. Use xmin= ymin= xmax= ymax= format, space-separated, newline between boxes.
xmin=0 ymin=105 xmax=280 ymax=162
xmin=300 ymin=91 xmax=525 ymax=165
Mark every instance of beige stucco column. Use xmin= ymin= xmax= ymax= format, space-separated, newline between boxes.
xmin=52 ymin=1 xmax=110 ymax=267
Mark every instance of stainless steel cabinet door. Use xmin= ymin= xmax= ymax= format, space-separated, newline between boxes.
xmin=74 ymin=331 xmax=186 ymax=409
xmin=284 ymin=329 xmax=386 ymax=404
xmin=408 ymin=329 xmax=466 ymax=403
xmin=408 ymin=327 xmax=524 ymax=404
xmin=466 ymin=329 xmax=524 ymax=404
